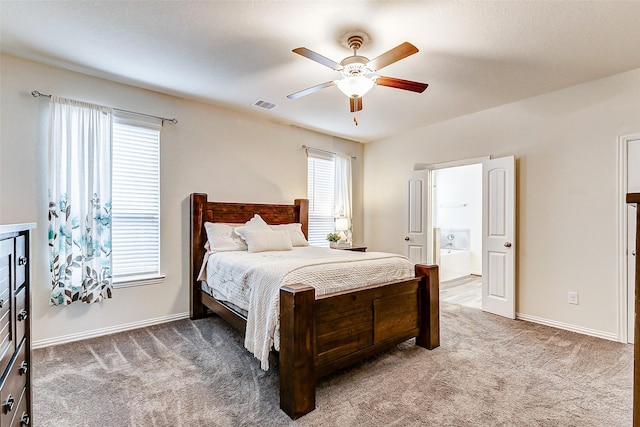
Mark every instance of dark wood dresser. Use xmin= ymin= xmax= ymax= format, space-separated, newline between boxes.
xmin=0 ymin=224 xmax=35 ymax=427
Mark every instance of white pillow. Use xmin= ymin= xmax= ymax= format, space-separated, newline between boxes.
xmin=270 ymin=223 xmax=309 ymax=247
xmin=234 ymin=214 xmax=271 ymax=241
xmin=243 ymin=230 xmax=293 ymax=253
xmin=204 ymin=222 xmax=247 ymax=252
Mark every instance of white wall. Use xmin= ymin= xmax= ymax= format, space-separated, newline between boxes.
xmin=434 ymin=164 xmax=482 ymax=274
xmin=363 ymin=67 xmax=640 ymax=339
xmin=0 ymin=54 xmax=364 ymax=345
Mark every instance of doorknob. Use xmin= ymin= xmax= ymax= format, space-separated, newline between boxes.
xmin=504 ymin=242 xmax=512 ymax=248
xmin=404 ymin=237 xmax=410 ymax=241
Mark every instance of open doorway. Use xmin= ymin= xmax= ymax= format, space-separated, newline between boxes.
xmin=619 ymin=135 xmax=640 ymax=344
xmin=433 ymin=164 xmax=482 ymax=309
xmin=405 ymin=155 xmax=516 ymax=318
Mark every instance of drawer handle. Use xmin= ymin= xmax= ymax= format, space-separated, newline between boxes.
xmin=17 ymin=309 xmax=27 ymax=321
xmin=20 ymin=411 xmax=30 ymax=425
xmin=4 ymin=394 xmax=14 ymax=413
xmin=18 ymin=256 xmax=27 ymax=266
xmin=18 ymin=361 xmax=28 ymax=375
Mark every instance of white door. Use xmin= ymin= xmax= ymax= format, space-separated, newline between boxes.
xmin=482 ymin=156 xmax=516 ymax=319
xmin=404 ymin=170 xmax=431 ymax=264
xmin=627 ymin=138 xmax=640 ymax=343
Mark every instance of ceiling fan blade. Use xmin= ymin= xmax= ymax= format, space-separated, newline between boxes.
xmin=367 ymin=42 xmax=419 ymax=71
xmin=349 ymin=96 xmax=363 ymax=113
xmin=287 ymin=81 xmax=335 ymax=99
xmin=292 ymin=47 xmax=343 ymax=71
xmin=375 ymin=76 xmax=428 ymax=93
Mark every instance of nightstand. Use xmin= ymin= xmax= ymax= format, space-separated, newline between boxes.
xmin=339 ymin=246 xmax=367 ymax=252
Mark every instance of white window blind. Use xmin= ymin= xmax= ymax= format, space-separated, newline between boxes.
xmin=307 ymin=151 xmax=335 ymax=247
xmin=111 ymin=116 xmax=161 ymax=284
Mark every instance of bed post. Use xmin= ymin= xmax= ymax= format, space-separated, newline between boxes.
xmin=415 ymin=264 xmax=440 ymax=349
xmin=279 ymin=284 xmax=316 ymax=419
xmin=190 ymin=193 xmax=208 ymax=320
xmin=294 ymin=199 xmax=309 ymax=239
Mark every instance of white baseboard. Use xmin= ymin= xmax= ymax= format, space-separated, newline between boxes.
xmin=33 ymin=312 xmax=191 ymax=349
xmin=516 ymin=312 xmax=619 ymax=342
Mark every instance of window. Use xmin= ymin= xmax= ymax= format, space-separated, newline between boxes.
xmin=307 ymin=151 xmax=335 ymax=247
xmin=111 ymin=115 xmax=162 ymax=286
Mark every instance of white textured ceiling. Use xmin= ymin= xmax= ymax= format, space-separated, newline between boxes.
xmin=2 ymin=1 xmax=640 ymax=142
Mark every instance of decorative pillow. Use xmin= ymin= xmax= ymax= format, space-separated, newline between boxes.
xmin=270 ymin=223 xmax=309 ymax=247
xmin=204 ymin=222 xmax=247 ymax=252
xmin=234 ymin=214 xmax=271 ymax=241
xmin=243 ymin=230 xmax=293 ymax=253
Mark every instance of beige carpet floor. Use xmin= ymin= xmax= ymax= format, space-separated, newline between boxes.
xmin=33 ymin=302 xmax=633 ymax=426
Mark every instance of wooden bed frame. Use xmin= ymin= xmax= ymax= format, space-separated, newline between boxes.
xmin=189 ymin=192 xmax=440 ymax=419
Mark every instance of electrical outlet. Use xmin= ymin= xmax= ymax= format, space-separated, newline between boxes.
xmin=568 ymin=292 xmax=579 ymax=305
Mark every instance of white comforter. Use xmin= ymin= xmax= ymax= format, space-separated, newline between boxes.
xmin=198 ymin=246 xmax=414 ymax=370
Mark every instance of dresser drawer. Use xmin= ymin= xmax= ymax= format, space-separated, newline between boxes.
xmin=0 ymin=341 xmax=27 ymax=426
xmin=9 ymin=386 xmax=28 ymax=427
xmin=12 ymin=339 xmax=28 ymax=386
xmin=14 ymin=290 xmax=26 ymax=344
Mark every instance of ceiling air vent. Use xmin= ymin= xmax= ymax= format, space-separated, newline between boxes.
xmin=252 ymin=99 xmax=277 ymax=110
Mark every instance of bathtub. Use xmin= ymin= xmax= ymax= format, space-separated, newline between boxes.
xmin=438 ymin=249 xmax=471 ymax=282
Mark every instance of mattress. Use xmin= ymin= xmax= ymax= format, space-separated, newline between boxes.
xmin=198 ymin=246 xmax=415 ymax=370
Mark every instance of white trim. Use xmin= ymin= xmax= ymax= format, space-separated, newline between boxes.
xmin=618 ymin=133 xmax=640 ymax=344
xmin=618 ymin=135 xmax=629 ymax=343
xmin=516 ymin=312 xmax=619 ymax=342
xmin=113 ymin=274 xmax=165 ymax=289
xmin=32 ymin=312 xmax=189 ymax=349
xmin=414 ymin=155 xmax=489 ymax=171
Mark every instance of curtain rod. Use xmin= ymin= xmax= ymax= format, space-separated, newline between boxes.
xmin=302 ymin=145 xmax=356 ymax=160
xmin=31 ymin=90 xmax=178 ymax=125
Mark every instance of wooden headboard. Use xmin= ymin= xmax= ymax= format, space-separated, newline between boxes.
xmin=189 ymin=193 xmax=309 ymax=317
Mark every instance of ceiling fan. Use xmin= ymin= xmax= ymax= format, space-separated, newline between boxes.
xmin=287 ymin=35 xmax=428 ymax=113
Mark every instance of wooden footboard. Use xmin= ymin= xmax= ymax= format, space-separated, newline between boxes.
xmin=279 ymin=263 xmax=439 ymax=419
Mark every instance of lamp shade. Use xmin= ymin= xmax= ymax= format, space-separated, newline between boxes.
xmin=335 ymin=76 xmax=374 ymax=98
xmin=335 ymin=217 xmax=350 ymax=231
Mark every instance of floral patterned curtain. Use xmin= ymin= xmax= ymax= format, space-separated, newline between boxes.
xmin=48 ymin=97 xmax=113 ymax=305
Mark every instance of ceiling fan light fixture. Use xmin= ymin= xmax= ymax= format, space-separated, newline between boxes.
xmin=335 ymin=76 xmax=374 ymax=98
xmin=288 ymin=36 xmax=427 ymax=112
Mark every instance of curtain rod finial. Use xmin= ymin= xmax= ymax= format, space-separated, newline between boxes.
xmin=31 ymin=90 xmax=51 ymax=98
